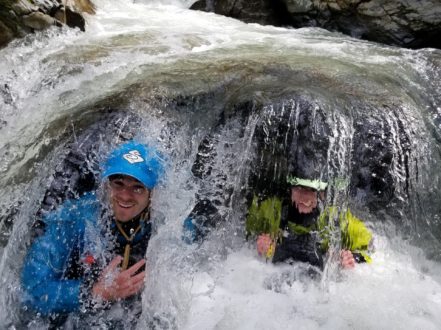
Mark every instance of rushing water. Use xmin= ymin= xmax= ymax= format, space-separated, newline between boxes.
xmin=0 ymin=0 xmax=441 ymax=328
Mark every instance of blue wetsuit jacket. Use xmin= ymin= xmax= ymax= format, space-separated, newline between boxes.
xmin=21 ymin=192 xmax=151 ymax=315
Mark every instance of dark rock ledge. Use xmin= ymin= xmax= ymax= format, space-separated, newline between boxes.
xmin=191 ymin=0 xmax=441 ymax=49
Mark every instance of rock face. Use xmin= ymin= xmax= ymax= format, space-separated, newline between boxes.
xmin=52 ymin=7 xmax=86 ymax=31
xmin=191 ymin=0 xmax=293 ymax=26
xmin=0 ymin=19 xmax=14 ymax=46
xmin=191 ymin=0 xmax=441 ymax=49
xmin=22 ymin=11 xmax=58 ymax=30
xmin=0 ymin=0 xmax=95 ymax=48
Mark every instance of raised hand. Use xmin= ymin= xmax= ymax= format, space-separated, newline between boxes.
xmin=340 ymin=249 xmax=355 ymax=269
xmin=92 ymin=256 xmax=146 ymax=301
xmin=257 ymin=234 xmax=275 ymax=258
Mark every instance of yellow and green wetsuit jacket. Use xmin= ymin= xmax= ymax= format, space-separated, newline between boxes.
xmin=246 ymin=196 xmax=372 ymax=268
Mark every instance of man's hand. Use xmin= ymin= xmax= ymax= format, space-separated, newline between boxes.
xmin=257 ymin=234 xmax=274 ymax=258
xmin=340 ymin=250 xmax=355 ymax=269
xmin=92 ymin=256 xmax=146 ymax=301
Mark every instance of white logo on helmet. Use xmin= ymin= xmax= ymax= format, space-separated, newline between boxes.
xmin=123 ymin=150 xmax=144 ymax=164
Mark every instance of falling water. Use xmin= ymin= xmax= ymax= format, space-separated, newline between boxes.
xmin=0 ymin=0 xmax=440 ymax=328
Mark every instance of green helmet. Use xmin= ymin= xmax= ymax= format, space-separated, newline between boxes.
xmin=286 ymin=175 xmax=328 ymax=191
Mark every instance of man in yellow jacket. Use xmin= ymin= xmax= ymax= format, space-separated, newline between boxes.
xmin=246 ymin=174 xmax=373 ymax=269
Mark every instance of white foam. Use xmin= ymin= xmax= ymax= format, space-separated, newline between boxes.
xmin=182 ymin=239 xmax=441 ymax=329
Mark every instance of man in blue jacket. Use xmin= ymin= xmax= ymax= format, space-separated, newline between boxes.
xmin=21 ymin=141 xmax=164 ymax=316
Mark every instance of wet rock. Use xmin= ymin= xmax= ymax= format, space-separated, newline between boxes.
xmin=284 ymin=0 xmax=313 ymax=13
xmin=75 ymin=0 xmax=96 ymax=15
xmin=0 ymin=19 xmax=14 ymax=46
xmin=53 ymin=7 xmax=86 ymax=31
xmin=190 ymin=0 xmax=293 ymax=26
xmin=191 ymin=0 xmax=441 ymax=49
xmin=11 ymin=0 xmax=38 ymax=16
xmin=190 ymin=0 xmax=212 ymax=11
xmin=22 ymin=11 xmax=56 ymax=30
xmin=327 ymin=2 xmax=341 ymax=12
xmin=33 ymin=0 xmax=57 ymax=12
xmin=0 ymin=0 xmax=95 ymax=48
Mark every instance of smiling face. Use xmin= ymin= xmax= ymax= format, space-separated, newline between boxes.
xmin=108 ymin=175 xmax=151 ymax=222
xmin=291 ymin=186 xmax=319 ymax=214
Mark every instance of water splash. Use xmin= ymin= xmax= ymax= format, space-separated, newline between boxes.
xmin=0 ymin=0 xmax=440 ymax=328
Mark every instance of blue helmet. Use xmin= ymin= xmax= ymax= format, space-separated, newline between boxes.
xmin=102 ymin=141 xmax=164 ymax=190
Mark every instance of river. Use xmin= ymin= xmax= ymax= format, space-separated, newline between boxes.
xmin=0 ymin=0 xmax=440 ymax=328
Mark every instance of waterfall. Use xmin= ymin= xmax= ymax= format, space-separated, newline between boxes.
xmin=0 ymin=0 xmax=440 ymax=328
